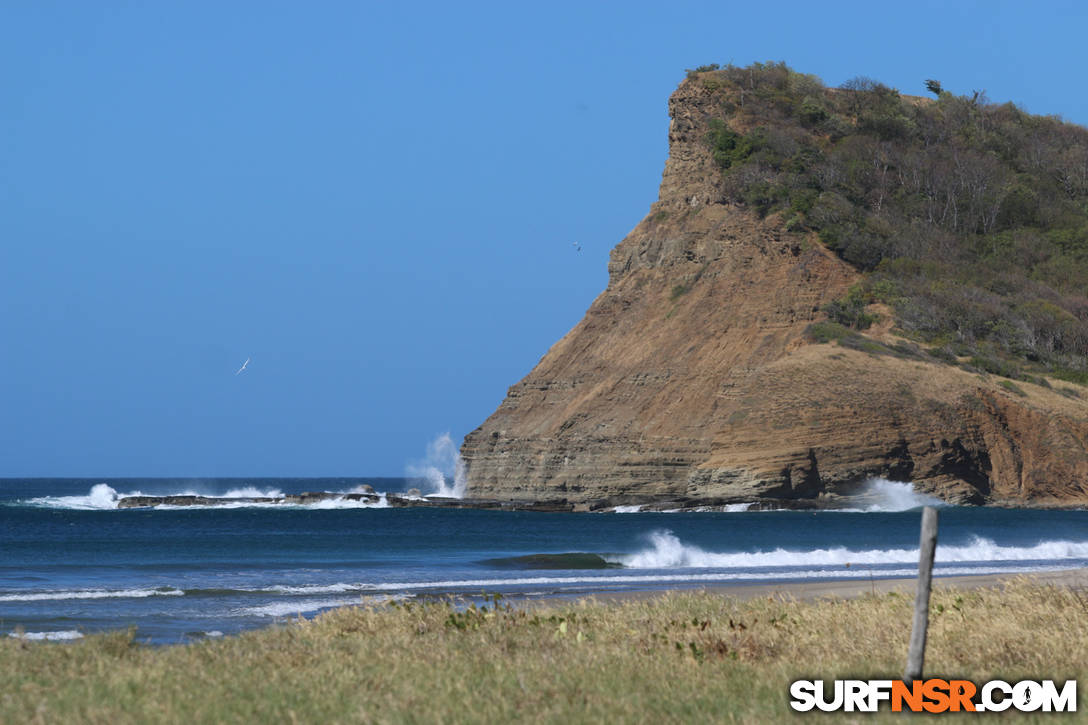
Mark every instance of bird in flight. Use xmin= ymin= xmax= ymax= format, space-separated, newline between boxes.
xmin=235 ymin=357 xmax=251 ymax=375
xmin=572 ymin=241 xmax=582 ymax=252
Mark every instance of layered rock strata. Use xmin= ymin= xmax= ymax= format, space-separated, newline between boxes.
xmin=460 ymin=79 xmax=1088 ymax=507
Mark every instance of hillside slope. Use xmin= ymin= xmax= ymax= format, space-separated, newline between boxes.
xmin=461 ymin=69 xmax=1088 ymax=507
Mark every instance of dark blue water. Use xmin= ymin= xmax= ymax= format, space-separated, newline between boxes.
xmin=2 ymin=478 xmax=1086 ymax=644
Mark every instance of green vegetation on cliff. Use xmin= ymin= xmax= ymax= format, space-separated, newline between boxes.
xmin=689 ymin=62 xmax=1088 ymax=384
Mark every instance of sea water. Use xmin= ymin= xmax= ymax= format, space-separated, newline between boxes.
xmin=2 ymin=478 xmax=1086 ymax=644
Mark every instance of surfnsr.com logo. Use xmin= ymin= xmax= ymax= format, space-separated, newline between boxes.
xmin=790 ymin=679 xmax=1077 ymax=713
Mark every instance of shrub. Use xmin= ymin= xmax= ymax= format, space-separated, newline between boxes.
xmin=968 ymin=356 xmax=1021 ymax=380
xmin=705 ymin=120 xmax=769 ymax=170
xmin=798 ymin=97 xmax=828 ymax=127
xmin=1052 ymin=367 xmax=1088 ymax=385
xmin=838 ymin=335 xmax=891 ymax=355
xmin=823 ymin=286 xmax=877 ymax=330
xmin=998 ymin=380 xmax=1028 ymax=397
xmin=694 ymin=61 xmax=1088 ymax=380
xmin=928 ymin=346 xmax=959 ymax=364
xmin=739 ymin=180 xmax=789 ymax=217
xmin=805 ymin=321 xmax=851 ymax=343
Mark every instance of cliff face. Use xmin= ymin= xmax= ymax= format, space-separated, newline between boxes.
xmin=460 ymin=79 xmax=1088 ymax=507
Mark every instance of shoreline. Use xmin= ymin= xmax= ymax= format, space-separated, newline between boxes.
xmin=6 ymin=571 xmax=1086 ymax=723
xmin=16 ymin=569 xmax=1085 ymax=645
xmin=529 ymin=567 xmax=1088 ymax=608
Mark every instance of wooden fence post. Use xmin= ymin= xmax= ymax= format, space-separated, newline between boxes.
xmin=904 ymin=506 xmax=939 ymax=682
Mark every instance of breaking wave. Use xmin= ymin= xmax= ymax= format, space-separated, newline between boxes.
xmin=27 ymin=483 xmax=125 ymax=510
xmin=8 ymin=630 xmax=84 ymax=641
xmin=611 ymin=530 xmax=1088 ymax=569
xmin=0 ymin=587 xmax=184 ymax=602
xmin=23 ymin=485 xmax=390 ymax=511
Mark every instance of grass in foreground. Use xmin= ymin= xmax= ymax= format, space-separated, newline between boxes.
xmin=2 ymin=580 xmax=1086 ymax=723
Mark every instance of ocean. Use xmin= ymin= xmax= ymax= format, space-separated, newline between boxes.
xmin=2 ymin=478 xmax=1086 ymax=644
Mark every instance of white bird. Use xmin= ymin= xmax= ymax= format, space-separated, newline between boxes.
xmin=572 ymin=241 xmax=582 ymax=252
xmin=235 ymin=357 xmax=251 ymax=375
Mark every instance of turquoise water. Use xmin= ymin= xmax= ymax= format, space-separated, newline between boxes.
xmin=2 ymin=478 xmax=1086 ymax=644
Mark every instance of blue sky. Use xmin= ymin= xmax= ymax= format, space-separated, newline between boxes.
xmin=3 ymin=1 xmax=1087 ymax=476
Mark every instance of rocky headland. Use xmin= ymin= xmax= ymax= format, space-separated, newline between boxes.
xmin=459 ymin=66 xmax=1088 ymax=508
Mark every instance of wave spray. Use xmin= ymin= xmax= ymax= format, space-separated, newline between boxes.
xmin=851 ymin=478 xmax=946 ymax=511
xmin=408 ymin=432 xmax=467 ymax=498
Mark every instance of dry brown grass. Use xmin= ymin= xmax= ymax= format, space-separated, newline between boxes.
xmin=1 ymin=580 xmax=1085 ymax=723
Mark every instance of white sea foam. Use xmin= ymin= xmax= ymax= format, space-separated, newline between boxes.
xmin=27 ymin=483 xmax=284 ymax=510
xmin=0 ymin=587 xmax=184 ymax=602
xmin=241 ymin=532 xmax=1088 ymax=598
xmin=28 ymin=483 xmax=123 ymax=510
xmin=612 ymin=505 xmax=643 ymax=513
xmin=407 ymin=432 xmax=466 ymax=498
xmin=612 ymin=530 xmax=1088 ymax=569
xmin=219 ymin=486 xmax=285 ymax=498
xmin=26 ymin=484 xmax=392 ymax=511
xmin=156 ymin=498 xmax=383 ymax=511
xmin=153 ymin=503 xmax=266 ymax=510
xmin=240 ymin=594 xmax=405 ymax=617
xmin=654 ymin=480 xmax=942 ymax=514
xmin=241 ymin=598 xmax=360 ymax=617
xmin=156 ymin=493 xmax=392 ymax=511
xmin=309 ymin=494 xmax=390 ymax=510
xmin=266 ymin=583 xmax=362 ymax=595
xmin=8 ymin=630 xmax=84 ymax=641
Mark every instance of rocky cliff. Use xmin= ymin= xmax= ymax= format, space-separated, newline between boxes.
xmin=460 ymin=76 xmax=1088 ymax=507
